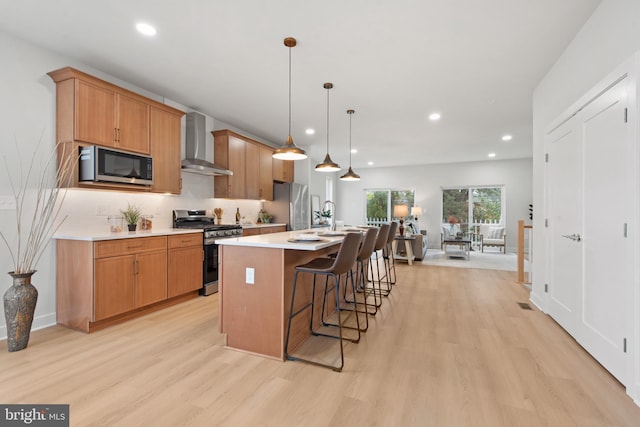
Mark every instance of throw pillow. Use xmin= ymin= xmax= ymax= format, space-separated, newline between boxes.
xmin=488 ymin=227 xmax=504 ymax=239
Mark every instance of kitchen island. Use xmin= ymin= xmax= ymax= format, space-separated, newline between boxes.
xmin=217 ymin=230 xmax=351 ymax=360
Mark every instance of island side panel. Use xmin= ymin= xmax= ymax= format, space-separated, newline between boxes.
xmin=219 ymin=245 xmax=285 ymax=359
xmin=283 ymin=246 xmax=339 ymax=354
xmin=56 ymin=239 xmax=94 ymax=332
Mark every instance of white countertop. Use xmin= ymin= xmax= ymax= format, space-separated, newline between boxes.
xmin=53 ymin=228 xmax=202 ymax=242
xmin=216 ymin=227 xmax=368 ymax=251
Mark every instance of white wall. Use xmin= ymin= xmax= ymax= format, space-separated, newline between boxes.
xmin=334 ymin=158 xmax=532 ymax=252
xmin=531 ymin=0 xmax=640 ymax=308
xmin=0 ymin=32 xmax=266 ymax=337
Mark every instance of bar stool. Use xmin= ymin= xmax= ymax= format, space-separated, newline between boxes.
xmin=383 ymin=221 xmax=399 ymax=287
xmin=284 ymin=232 xmax=363 ymax=372
xmin=347 ymin=227 xmax=380 ymax=317
xmin=365 ymin=223 xmax=391 ymax=300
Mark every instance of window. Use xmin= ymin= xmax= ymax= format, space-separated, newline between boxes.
xmin=365 ymin=189 xmax=415 ymax=223
xmin=442 ymin=186 xmax=504 ymax=232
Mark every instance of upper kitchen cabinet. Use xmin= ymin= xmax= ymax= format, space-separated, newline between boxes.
xmin=213 ymin=130 xmax=246 ymax=199
xmin=272 ymin=157 xmax=294 ymax=183
xmin=48 ymin=67 xmax=185 ymax=193
xmin=150 ymin=106 xmax=183 ymax=194
xmin=48 ymin=67 xmax=150 ymax=154
xmin=213 ymin=129 xmax=275 ymax=200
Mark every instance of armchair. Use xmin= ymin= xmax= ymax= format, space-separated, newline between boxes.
xmin=478 ymin=224 xmax=506 ymax=253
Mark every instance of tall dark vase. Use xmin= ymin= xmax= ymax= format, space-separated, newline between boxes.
xmin=4 ymin=271 xmax=38 ymax=352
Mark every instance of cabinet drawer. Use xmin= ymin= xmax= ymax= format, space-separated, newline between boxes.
xmin=168 ymin=233 xmax=202 ymax=249
xmin=94 ymin=236 xmax=167 ymax=258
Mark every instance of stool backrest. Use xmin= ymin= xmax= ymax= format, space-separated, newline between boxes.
xmin=386 ymin=221 xmax=398 ymax=244
xmin=357 ymin=227 xmax=378 ymax=261
xmin=373 ymin=223 xmax=391 ymax=251
xmin=332 ymin=232 xmax=363 ymax=275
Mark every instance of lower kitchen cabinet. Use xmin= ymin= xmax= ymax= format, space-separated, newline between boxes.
xmin=242 ymin=225 xmax=287 ymax=236
xmin=168 ymin=234 xmax=203 ymax=298
xmin=56 ymin=232 xmax=199 ymax=332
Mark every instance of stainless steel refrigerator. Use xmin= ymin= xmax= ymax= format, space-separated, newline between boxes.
xmin=266 ymin=183 xmax=310 ymax=230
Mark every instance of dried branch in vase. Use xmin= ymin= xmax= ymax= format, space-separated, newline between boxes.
xmin=0 ymin=135 xmax=75 ymax=274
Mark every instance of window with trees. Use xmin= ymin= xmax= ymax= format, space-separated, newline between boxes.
xmin=365 ymin=189 xmax=415 ymax=223
xmin=442 ymin=186 xmax=504 ymax=232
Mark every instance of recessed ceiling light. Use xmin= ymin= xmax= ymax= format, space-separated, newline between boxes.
xmin=136 ymin=22 xmax=157 ymax=36
xmin=488 ymin=153 xmax=496 ymax=158
xmin=501 ymin=134 xmax=512 ymax=141
xmin=305 ymin=128 xmax=315 ymax=135
xmin=351 ymin=148 xmax=358 ymax=154
xmin=429 ymin=112 xmax=441 ymax=121
xmin=367 ymin=161 xmax=374 ymax=166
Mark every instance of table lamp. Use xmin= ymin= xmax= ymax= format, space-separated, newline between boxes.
xmin=411 ymin=206 xmax=422 ymax=220
xmin=393 ymin=205 xmax=409 ymax=236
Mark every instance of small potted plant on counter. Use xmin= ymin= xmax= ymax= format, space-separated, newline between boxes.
xmin=121 ymin=203 xmax=142 ymax=232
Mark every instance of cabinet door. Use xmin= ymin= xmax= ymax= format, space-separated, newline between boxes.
xmin=228 ymin=136 xmax=246 ymax=199
xmin=151 ymin=107 xmax=182 ymax=194
xmin=168 ymin=246 xmax=203 ymax=298
xmin=272 ymin=158 xmax=294 ymax=183
xmin=245 ymin=142 xmax=260 ymax=199
xmin=94 ymin=255 xmax=135 ymax=320
xmin=135 ymin=250 xmax=168 ymax=308
xmin=75 ymin=80 xmax=116 ymax=147
xmin=259 ymin=146 xmax=274 ymax=200
xmin=242 ymin=228 xmax=261 ymax=236
xmin=117 ymin=94 xmax=150 ymax=154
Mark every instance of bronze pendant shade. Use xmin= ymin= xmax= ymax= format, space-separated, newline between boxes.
xmin=315 ymin=82 xmax=341 ymax=172
xmin=273 ymin=37 xmax=307 ymax=161
xmin=340 ymin=109 xmax=360 ymax=181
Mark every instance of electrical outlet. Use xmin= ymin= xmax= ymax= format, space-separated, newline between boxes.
xmin=0 ymin=196 xmax=17 ymax=210
xmin=96 ymin=204 xmax=110 ymax=216
xmin=245 ymin=268 xmax=255 ymax=285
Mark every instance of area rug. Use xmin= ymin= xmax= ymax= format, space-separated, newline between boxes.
xmin=418 ymin=249 xmax=529 ymax=272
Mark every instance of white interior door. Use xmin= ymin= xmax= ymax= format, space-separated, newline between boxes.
xmin=545 ymin=75 xmax=632 ymax=387
xmin=546 ymin=119 xmax=581 ymax=337
xmin=579 ymin=77 xmax=631 ymax=383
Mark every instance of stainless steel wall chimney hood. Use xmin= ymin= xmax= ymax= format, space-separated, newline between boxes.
xmin=182 ymin=112 xmax=233 ymax=176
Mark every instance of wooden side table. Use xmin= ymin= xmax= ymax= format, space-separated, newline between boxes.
xmin=393 ymin=235 xmax=416 ymax=265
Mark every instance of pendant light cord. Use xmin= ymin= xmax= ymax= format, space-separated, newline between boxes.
xmin=349 ymin=112 xmax=352 ymax=165
xmin=288 ymin=46 xmax=292 ymax=138
xmin=326 ymin=86 xmax=330 ymax=152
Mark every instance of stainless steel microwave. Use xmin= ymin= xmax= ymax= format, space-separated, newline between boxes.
xmin=79 ymin=146 xmax=153 ymax=186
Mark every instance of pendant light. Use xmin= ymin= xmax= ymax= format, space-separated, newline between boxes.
xmin=340 ymin=109 xmax=361 ymax=181
xmin=315 ymin=82 xmax=340 ymax=172
xmin=273 ymin=37 xmax=307 ymax=161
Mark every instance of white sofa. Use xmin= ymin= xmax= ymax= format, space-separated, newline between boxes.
xmin=478 ymin=224 xmax=506 ymax=253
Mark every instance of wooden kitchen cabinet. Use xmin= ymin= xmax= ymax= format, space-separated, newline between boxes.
xmin=94 ymin=236 xmax=167 ymax=321
xmin=213 ymin=129 xmax=275 ymax=200
xmin=214 ymin=130 xmax=246 ymax=199
xmin=259 ymin=145 xmax=274 ymax=200
xmin=167 ymin=234 xmax=203 ymax=298
xmin=151 ymin=106 xmax=184 ymax=194
xmin=272 ymin=157 xmax=294 ymax=183
xmin=56 ymin=233 xmax=202 ymax=333
xmin=242 ymin=225 xmax=286 ymax=236
xmin=50 ymin=68 xmax=150 ymax=154
xmin=48 ymin=67 xmax=185 ymax=192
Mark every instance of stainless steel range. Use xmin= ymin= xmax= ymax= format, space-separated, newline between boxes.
xmin=172 ymin=209 xmax=242 ymax=296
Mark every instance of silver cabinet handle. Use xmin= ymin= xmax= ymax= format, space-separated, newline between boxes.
xmin=562 ymin=234 xmax=581 ymax=242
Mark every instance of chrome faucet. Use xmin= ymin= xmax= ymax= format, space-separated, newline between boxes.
xmin=321 ymin=200 xmax=336 ymax=231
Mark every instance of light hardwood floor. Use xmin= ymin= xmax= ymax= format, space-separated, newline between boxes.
xmin=2 ymin=264 xmax=639 ymax=426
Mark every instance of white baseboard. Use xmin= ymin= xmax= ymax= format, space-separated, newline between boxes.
xmin=0 ymin=312 xmax=57 ymax=341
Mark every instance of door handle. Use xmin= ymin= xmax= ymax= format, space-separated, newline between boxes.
xmin=561 ymin=234 xmax=581 ymax=242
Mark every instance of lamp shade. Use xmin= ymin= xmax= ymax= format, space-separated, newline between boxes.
xmin=411 ymin=206 xmax=422 ymax=217
xmin=393 ymin=205 xmax=409 ymax=218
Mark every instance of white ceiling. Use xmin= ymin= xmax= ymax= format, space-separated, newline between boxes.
xmin=0 ymin=0 xmax=601 ymax=169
